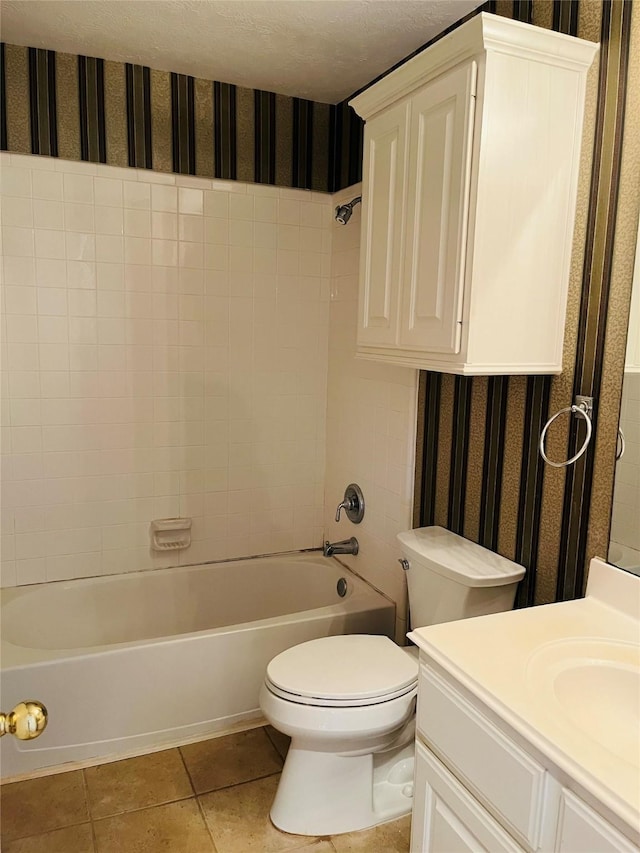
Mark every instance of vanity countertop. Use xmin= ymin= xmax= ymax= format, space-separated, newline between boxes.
xmin=409 ymin=558 xmax=640 ymax=839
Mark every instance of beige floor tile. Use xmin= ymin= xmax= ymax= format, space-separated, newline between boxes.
xmin=93 ymin=799 xmax=215 ymax=853
xmin=265 ymin=724 xmax=291 ymax=760
xmin=3 ymin=822 xmax=95 ymax=853
xmin=84 ymin=747 xmax=193 ymax=819
xmin=331 ymin=815 xmax=411 ymax=853
xmin=181 ymin=727 xmax=283 ymax=794
xmin=200 ymin=773 xmax=316 ymax=853
xmin=0 ymin=769 xmax=89 ymax=843
xmin=287 ymin=842 xmax=336 ymax=853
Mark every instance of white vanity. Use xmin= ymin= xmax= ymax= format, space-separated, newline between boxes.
xmin=408 ymin=558 xmax=640 ymax=852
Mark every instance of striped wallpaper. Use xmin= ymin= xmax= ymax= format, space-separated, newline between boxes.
xmin=0 ymin=44 xmax=336 ymax=191
xmin=414 ymin=0 xmax=640 ymax=606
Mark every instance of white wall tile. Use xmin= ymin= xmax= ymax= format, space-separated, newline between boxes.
xmin=32 ymin=170 xmax=63 ymax=201
xmin=323 ymin=186 xmax=417 ymax=625
xmin=2 ymin=153 xmax=332 ymax=587
xmin=204 ymin=190 xmax=229 ymax=219
xmin=96 ymin=206 xmax=124 ymax=235
xmin=1 ymin=167 xmax=32 ymax=198
xmin=123 ymin=181 xmax=150 ymax=210
xmin=32 ymin=199 xmax=62 ymax=230
xmin=96 ymin=234 xmax=124 ymax=263
xmin=35 ymin=258 xmax=66 ymax=287
xmin=3 ymin=226 xmax=35 ymax=257
xmin=5 ymin=286 xmax=37 ymax=315
xmin=94 ymin=177 xmax=123 ymax=207
xmin=178 ymin=188 xmax=204 ymax=215
xmin=35 ymin=229 xmax=65 ymax=259
xmin=151 ymin=184 xmax=178 ymax=212
xmin=63 ymin=173 xmax=94 ymax=203
xmin=2 ymin=196 xmax=34 ymax=228
xmin=65 ymin=232 xmax=95 ymax=261
xmin=4 ymin=256 xmax=36 ymax=286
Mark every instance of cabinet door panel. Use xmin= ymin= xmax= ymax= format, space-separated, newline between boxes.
xmin=556 ymin=789 xmax=637 ymax=853
xmin=412 ymin=741 xmax=523 ymax=853
xmin=417 ymin=662 xmax=546 ymax=849
xmin=399 ymin=61 xmax=476 ymax=354
xmin=357 ymin=101 xmax=408 ymax=347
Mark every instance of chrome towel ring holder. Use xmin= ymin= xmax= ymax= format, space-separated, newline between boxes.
xmin=539 ymin=395 xmax=593 ymax=468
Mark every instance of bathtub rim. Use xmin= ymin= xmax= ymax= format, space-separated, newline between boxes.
xmin=1 ymin=552 xmax=395 ymax=669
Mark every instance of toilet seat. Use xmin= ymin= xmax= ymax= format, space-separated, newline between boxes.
xmin=264 ymin=678 xmax=416 ymax=707
xmin=265 ymin=634 xmax=418 ymax=708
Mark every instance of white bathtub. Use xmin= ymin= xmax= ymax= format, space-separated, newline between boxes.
xmin=0 ymin=553 xmax=394 ymax=780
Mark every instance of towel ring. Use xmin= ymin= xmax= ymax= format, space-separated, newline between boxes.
xmin=539 ymin=396 xmax=593 ymax=468
xmin=616 ymin=427 xmax=625 ymax=461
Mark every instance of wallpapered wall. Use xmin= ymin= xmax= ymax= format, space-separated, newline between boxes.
xmin=0 ymin=42 xmax=357 ymax=193
xmin=413 ymin=0 xmax=640 ymax=607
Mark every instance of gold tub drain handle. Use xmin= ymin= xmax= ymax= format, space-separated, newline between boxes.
xmin=0 ymin=701 xmax=48 ymax=740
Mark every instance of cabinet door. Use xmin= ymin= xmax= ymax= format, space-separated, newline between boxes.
xmin=412 ymin=740 xmax=523 ymax=853
xmin=357 ymin=100 xmax=409 ymax=348
xmin=399 ymin=61 xmax=476 ymax=354
xmin=555 ymin=789 xmax=637 ymax=853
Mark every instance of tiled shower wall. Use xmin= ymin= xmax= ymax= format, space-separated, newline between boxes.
xmin=0 ymin=152 xmax=331 ymax=586
xmin=323 ymin=187 xmax=418 ymax=636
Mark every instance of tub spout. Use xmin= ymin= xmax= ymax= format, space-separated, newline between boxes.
xmin=323 ymin=537 xmax=359 ymax=557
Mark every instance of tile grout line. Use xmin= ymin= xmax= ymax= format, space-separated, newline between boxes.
xmin=195 ymin=768 xmax=283 ymax=798
xmin=80 ymin=766 xmax=100 ymax=852
xmin=259 ymin=723 xmax=288 ymax=764
xmin=1 ymin=818 xmax=94 ymax=846
xmin=262 ymin=723 xmax=289 ymax=762
xmin=88 ymin=791 xmax=196 ymax=824
xmin=194 ymin=791 xmax=220 ymax=852
xmin=176 ymin=742 xmax=198 ymax=796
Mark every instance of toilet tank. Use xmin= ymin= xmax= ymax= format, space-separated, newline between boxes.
xmin=397 ymin=527 xmax=525 ymax=629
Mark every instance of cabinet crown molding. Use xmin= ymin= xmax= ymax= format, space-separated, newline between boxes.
xmin=350 ymin=12 xmax=599 ymax=121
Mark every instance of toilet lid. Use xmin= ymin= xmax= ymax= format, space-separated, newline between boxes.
xmin=266 ymin=635 xmax=418 ymax=704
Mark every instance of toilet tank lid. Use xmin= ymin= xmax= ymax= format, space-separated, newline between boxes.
xmin=397 ymin=527 xmax=525 ymax=587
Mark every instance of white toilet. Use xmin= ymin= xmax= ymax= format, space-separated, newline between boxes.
xmin=259 ymin=526 xmax=525 ymax=836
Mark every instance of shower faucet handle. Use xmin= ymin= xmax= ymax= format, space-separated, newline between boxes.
xmin=334 ymin=484 xmax=365 ymax=524
xmin=335 ymin=498 xmax=352 ymax=522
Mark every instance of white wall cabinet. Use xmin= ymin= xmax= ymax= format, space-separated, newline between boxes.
xmin=412 ymin=660 xmax=639 ymax=853
xmin=350 ymin=13 xmax=598 ymax=375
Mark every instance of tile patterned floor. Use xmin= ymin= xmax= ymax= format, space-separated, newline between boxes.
xmin=0 ymin=726 xmax=411 ymax=853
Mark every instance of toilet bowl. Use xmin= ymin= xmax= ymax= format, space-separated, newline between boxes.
xmin=260 ymin=634 xmax=419 ymax=836
xmin=260 ymin=526 xmax=526 ymax=836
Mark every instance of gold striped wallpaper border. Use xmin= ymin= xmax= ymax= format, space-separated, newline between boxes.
xmin=0 ymin=44 xmax=6 ymax=151
xmin=78 ymin=55 xmax=105 ymax=163
xmin=28 ymin=47 xmax=57 ymax=157
xmin=0 ymin=44 xmax=341 ymax=193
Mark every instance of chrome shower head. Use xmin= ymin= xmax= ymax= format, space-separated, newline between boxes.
xmin=334 ymin=196 xmax=362 ymax=225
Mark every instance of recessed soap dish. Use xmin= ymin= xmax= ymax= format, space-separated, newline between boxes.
xmin=150 ymin=518 xmax=192 ymax=552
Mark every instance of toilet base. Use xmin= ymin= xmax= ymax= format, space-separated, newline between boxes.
xmin=270 ymin=740 xmax=415 ymax=836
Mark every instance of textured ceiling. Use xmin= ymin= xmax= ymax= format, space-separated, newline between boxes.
xmin=0 ymin=0 xmax=483 ymax=103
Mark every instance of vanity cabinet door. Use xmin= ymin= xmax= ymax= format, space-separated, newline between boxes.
xmin=398 ymin=60 xmax=476 ymax=355
xmin=412 ymin=740 xmax=524 ymax=853
xmin=357 ymin=100 xmax=409 ymax=349
xmin=555 ymin=789 xmax=637 ymax=853
xmin=417 ymin=662 xmax=547 ymax=849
